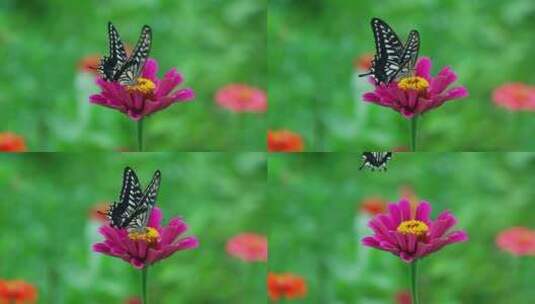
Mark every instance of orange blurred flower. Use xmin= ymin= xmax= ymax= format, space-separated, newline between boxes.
xmin=496 ymin=227 xmax=535 ymax=256
xmin=359 ymin=197 xmax=386 ymax=215
xmin=215 ymin=84 xmax=267 ymax=113
xmin=492 ymin=83 xmax=535 ymax=111
xmin=77 ymin=54 xmax=101 ymax=74
xmin=267 ymin=272 xmax=307 ymax=301
xmin=226 ymin=233 xmax=268 ymax=262
xmin=88 ymin=202 xmax=109 ymax=223
xmin=267 ymin=130 xmax=304 ymax=152
xmin=0 ymin=280 xmax=37 ymax=304
xmin=0 ymin=132 xmax=26 ymax=152
xmin=353 ymin=53 xmax=374 ymax=71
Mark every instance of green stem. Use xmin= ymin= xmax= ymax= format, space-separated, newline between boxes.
xmin=410 ymin=116 xmax=418 ymax=152
xmin=141 ymin=267 xmax=148 ymax=304
xmin=410 ymin=260 xmax=420 ymax=304
xmin=137 ymin=119 xmax=144 ymax=152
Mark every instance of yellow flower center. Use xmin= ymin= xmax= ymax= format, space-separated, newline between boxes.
xmin=126 ymin=77 xmax=156 ymax=95
xmin=128 ymin=227 xmax=160 ymax=246
xmin=397 ymin=220 xmax=429 ymax=237
xmin=397 ymin=76 xmax=429 ymax=92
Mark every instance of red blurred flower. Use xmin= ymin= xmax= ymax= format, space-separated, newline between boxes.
xmin=353 ymin=53 xmax=374 ymax=71
xmin=215 ymin=84 xmax=267 ymax=113
xmin=492 ymin=83 xmax=535 ymax=111
xmin=77 ymin=54 xmax=101 ymax=74
xmin=496 ymin=227 xmax=535 ymax=256
xmin=124 ymin=296 xmax=141 ymax=304
xmin=267 ymin=130 xmax=304 ymax=152
xmin=395 ymin=290 xmax=412 ymax=304
xmin=0 ymin=280 xmax=37 ymax=304
xmin=88 ymin=202 xmax=109 ymax=223
xmin=267 ymin=272 xmax=307 ymax=301
xmin=0 ymin=132 xmax=27 ymax=152
xmin=226 ymin=233 xmax=267 ymax=262
xmin=359 ymin=197 xmax=386 ymax=216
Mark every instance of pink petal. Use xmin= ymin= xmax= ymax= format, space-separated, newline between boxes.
xmin=415 ymin=57 xmax=432 ymax=81
xmin=148 ymin=207 xmax=163 ymax=228
xmin=399 ymin=199 xmax=412 ymax=221
xmin=155 ymin=68 xmax=184 ymax=98
xmin=415 ymin=201 xmax=432 ymax=223
xmin=141 ymin=58 xmax=159 ymax=81
xmin=430 ymin=66 xmax=457 ymax=95
xmin=171 ymin=88 xmax=195 ymax=101
xmin=443 ymin=86 xmax=469 ymax=100
xmin=363 ymin=92 xmax=380 ymax=102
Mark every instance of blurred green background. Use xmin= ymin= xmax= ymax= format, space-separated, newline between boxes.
xmin=268 ymin=0 xmax=535 ymax=151
xmin=0 ymin=152 xmax=267 ymax=303
xmin=269 ymin=153 xmax=535 ymax=303
xmin=0 ymin=0 xmax=266 ymax=151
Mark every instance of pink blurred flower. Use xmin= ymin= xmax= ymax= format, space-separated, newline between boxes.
xmin=93 ymin=207 xmax=199 ymax=269
xmin=215 ymin=84 xmax=267 ymax=113
xmin=362 ymin=199 xmax=468 ymax=263
xmin=363 ymin=57 xmax=469 ymax=118
xmin=226 ymin=232 xmax=267 ymax=262
xmin=90 ymin=58 xmax=195 ymax=120
xmin=492 ymin=83 xmax=535 ymax=111
xmin=496 ymin=227 xmax=535 ymax=256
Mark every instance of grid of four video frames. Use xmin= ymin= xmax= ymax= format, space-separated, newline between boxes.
xmin=1 ymin=1 xmax=535 ymax=303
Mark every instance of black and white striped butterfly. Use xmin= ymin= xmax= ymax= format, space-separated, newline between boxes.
xmin=104 ymin=167 xmax=161 ymax=232
xmin=359 ymin=152 xmax=392 ymax=171
xmin=359 ymin=18 xmax=420 ymax=85
xmin=98 ymin=22 xmax=152 ymax=86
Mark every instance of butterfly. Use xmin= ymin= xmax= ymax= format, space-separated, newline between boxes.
xmin=104 ymin=167 xmax=161 ymax=232
xmin=359 ymin=18 xmax=420 ymax=85
xmin=98 ymin=22 xmax=152 ymax=86
xmin=359 ymin=152 xmax=393 ymax=171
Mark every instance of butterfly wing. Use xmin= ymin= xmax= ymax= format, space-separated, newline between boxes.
xmin=108 ymin=167 xmax=144 ymax=228
xmin=116 ymin=25 xmax=152 ymax=85
xmin=126 ymin=169 xmax=161 ymax=231
xmin=397 ymin=30 xmax=420 ymax=78
xmin=360 ymin=18 xmax=419 ymax=85
xmin=360 ymin=152 xmax=392 ymax=171
xmin=98 ymin=22 xmax=129 ymax=81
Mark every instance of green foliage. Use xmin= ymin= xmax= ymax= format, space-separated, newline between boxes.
xmin=0 ymin=0 xmax=266 ymax=151
xmin=268 ymin=0 xmax=535 ymax=151
xmin=0 ymin=153 xmax=267 ymax=303
xmin=268 ymin=153 xmax=535 ymax=303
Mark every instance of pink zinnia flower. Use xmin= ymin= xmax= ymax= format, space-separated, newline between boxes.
xmin=492 ymin=83 xmax=535 ymax=111
xmin=215 ymin=84 xmax=267 ymax=113
xmin=496 ymin=226 xmax=535 ymax=256
xmin=395 ymin=290 xmax=412 ymax=304
xmin=363 ymin=57 xmax=469 ymax=118
xmin=92 ymin=207 xmax=199 ymax=269
xmin=89 ymin=58 xmax=195 ymax=120
xmin=362 ymin=199 xmax=468 ymax=263
xmin=226 ymin=232 xmax=268 ymax=262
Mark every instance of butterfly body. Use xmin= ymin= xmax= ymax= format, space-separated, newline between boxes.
xmin=359 ymin=18 xmax=420 ymax=85
xmin=106 ymin=167 xmax=161 ymax=232
xmin=98 ymin=22 xmax=152 ymax=86
xmin=359 ymin=152 xmax=392 ymax=171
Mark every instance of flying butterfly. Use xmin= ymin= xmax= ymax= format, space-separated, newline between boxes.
xmin=359 ymin=152 xmax=392 ymax=171
xmin=104 ymin=167 xmax=161 ymax=232
xmin=98 ymin=22 xmax=152 ymax=86
xmin=359 ymin=18 xmax=420 ymax=85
